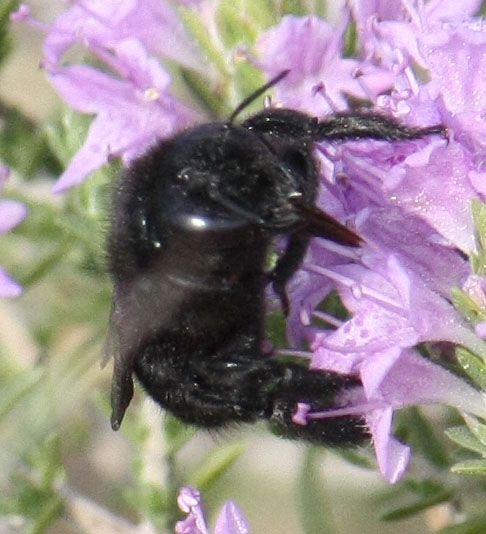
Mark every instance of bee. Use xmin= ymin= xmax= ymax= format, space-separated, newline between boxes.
xmin=107 ymin=71 xmax=443 ymax=445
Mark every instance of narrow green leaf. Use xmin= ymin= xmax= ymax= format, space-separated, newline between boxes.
xmin=188 ymin=441 xmax=247 ymax=491
xmin=0 ymin=104 xmax=61 ymax=178
xmin=245 ymin=0 xmax=277 ymax=30
xmin=44 ymin=107 xmax=92 ymax=166
xmin=406 ymin=407 xmax=450 ymax=468
xmin=333 ymin=448 xmax=374 ymax=469
xmin=0 ymin=369 xmax=43 ymax=424
xmin=178 ymin=7 xmax=229 ymax=76
xmin=216 ymin=0 xmax=258 ymax=48
xmin=451 ymin=459 xmax=486 ymax=476
xmin=456 ymin=347 xmax=486 ymax=390
xmin=446 ymin=426 xmax=486 ymax=456
xmin=29 ymin=496 xmax=64 ymax=534
xmin=381 ymin=488 xmax=454 ymax=521
xmin=280 ymin=0 xmax=307 ymax=16
xmin=463 ymin=413 xmax=486 ymax=449
xmin=35 ymin=434 xmax=64 ymax=490
xmin=180 ymin=69 xmax=230 ymax=119
xmin=451 ymin=288 xmax=486 ymax=326
xmin=0 ymin=0 xmax=17 ymax=66
xmin=471 ymin=200 xmax=486 ymax=275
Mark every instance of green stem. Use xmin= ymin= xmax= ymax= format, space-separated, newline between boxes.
xmin=298 ymin=447 xmax=337 ymax=534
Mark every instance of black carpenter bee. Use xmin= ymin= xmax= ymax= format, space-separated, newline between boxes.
xmin=107 ymin=71 xmax=443 ymax=446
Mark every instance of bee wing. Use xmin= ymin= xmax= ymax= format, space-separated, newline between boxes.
xmin=289 ymin=197 xmax=362 ymax=247
xmin=101 ymin=300 xmax=118 ymax=369
xmin=105 ymin=293 xmax=136 ymax=431
xmin=105 ymin=266 xmax=188 ymax=430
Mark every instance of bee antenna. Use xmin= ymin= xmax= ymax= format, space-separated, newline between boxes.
xmin=229 ymin=69 xmax=290 ymax=123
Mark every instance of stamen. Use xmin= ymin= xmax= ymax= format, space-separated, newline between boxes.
xmin=313 ymin=82 xmax=339 ymax=113
xmin=393 ymin=49 xmax=420 ymax=96
xmin=303 ymin=263 xmax=407 ymax=315
xmin=313 ymin=238 xmax=363 ymax=260
xmin=276 ymin=349 xmax=313 ymax=360
xmin=352 ymin=68 xmax=376 ymax=104
xmin=399 ymin=0 xmax=422 ymax=29
xmin=307 ymin=400 xmax=384 ymax=420
xmin=11 ymin=4 xmax=50 ymax=31
xmin=312 ymin=310 xmax=344 ymax=328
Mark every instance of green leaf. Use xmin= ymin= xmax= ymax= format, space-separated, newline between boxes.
xmin=456 ymin=347 xmax=486 ymax=390
xmin=332 ymin=448 xmax=374 ymax=469
xmin=471 ymin=200 xmax=486 ymax=275
xmin=463 ymin=413 xmax=486 ymax=449
xmin=0 ymin=368 xmax=42 ymax=424
xmin=215 ymin=0 xmax=276 ymax=49
xmin=178 ymin=7 xmax=229 ymax=76
xmin=0 ymin=104 xmax=62 ymax=178
xmin=45 ymin=106 xmax=92 ymax=167
xmin=381 ymin=486 xmax=453 ymax=521
xmin=451 ymin=287 xmax=486 ymax=326
xmin=405 ymin=407 xmax=450 ymax=468
xmin=0 ymin=433 xmax=65 ymax=532
xmin=446 ymin=426 xmax=486 ymax=456
xmin=216 ymin=0 xmax=258 ymax=48
xmin=245 ymin=0 xmax=276 ymax=29
xmin=451 ymin=459 xmax=486 ymax=476
xmin=0 ymin=1 xmax=18 ymax=67
xmin=188 ymin=441 xmax=247 ymax=491
xmin=179 ymin=69 xmax=230 ymax=119
xmin=32 ymin=433 xmax=64 ymax=490
xmin=267 ymin=310 xmax=288 ymax=348
xmin=378 ymin=479 xmax=453 ymax=522
xmin=280 ymin=0 xmax=307 ymax=16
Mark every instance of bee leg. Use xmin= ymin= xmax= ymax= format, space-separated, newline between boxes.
xmin=133 ymin=344 xmax=367 ymax=446
xmin=134 ymin=350 xmax=278 ymax=427
xmin=270 ymin=232 xmax=310 ymax=315
xmin=267 ymin=361 xmax=368 ymax=447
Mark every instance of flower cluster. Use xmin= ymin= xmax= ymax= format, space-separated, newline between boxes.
xmin=12 ymin=0 xmax=486 ymax=483
xmin=278 ymin=2 xmax=486 ymax=482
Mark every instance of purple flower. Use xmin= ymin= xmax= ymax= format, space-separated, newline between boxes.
xmin=12 ymin=2 xmax=204 ymax=192
xmin=0 ymin=166 xmax=27 ymax=297
xmin=262 ymin=7 xmax=486 ymax=481
xmin=16 ymin=0 xmax=208 ymax=73
xmin=256 ymin=15 xmax=394 ymax=115
xmin=175 ymin=487 xmax=250 ymax=534
xmin=47 ymin=39 xmax=200 ymax=192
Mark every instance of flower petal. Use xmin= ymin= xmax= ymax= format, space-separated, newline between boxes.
xmin=0 ymin=268 xmax=23 ymax=298
xmin=0 ymin=200 xmax=28 ymax=234
xmin=367 ymin=407 xmax=411 ymax=484
xmin=214 ymin=501 xmax=250 ymax=534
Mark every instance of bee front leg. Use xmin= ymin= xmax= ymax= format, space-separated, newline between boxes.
xmin=270 ymin=232 xmax=310 ymax=315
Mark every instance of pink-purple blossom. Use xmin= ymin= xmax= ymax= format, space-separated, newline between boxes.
xmin=256 ymin=15 xmax=395 ymax=115
xmin=12 ymin=2 xmax=204 ymax=192
xmin=278 ymin=1 xmax=486 ymax=482
xmin=176 ymin=487 xmax=250 ymax=534
xmin=14 ymin=0 xmax=486 ymax=483
xmin=0 ymin=166 xmax=27 ymax=297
